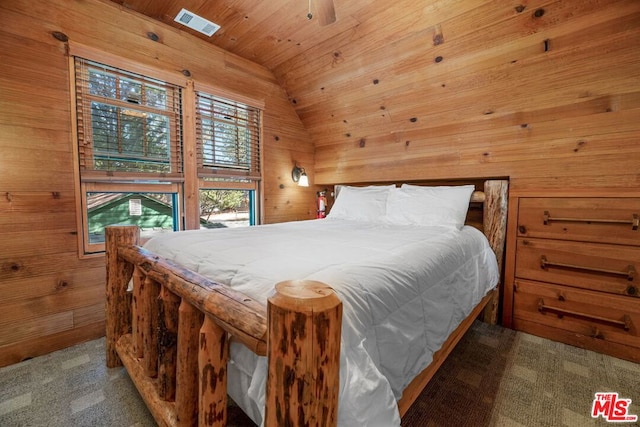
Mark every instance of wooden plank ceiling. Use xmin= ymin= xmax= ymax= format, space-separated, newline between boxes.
xmin=107 ymin=0 xmax=440 ymax=171
xmin=108 ymin=0 xmax=360 ymax=71
xmin=107 ymin=0 xmax=640 ymax=187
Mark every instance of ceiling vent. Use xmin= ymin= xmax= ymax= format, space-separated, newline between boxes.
xmin=174 ymin=8 xmax=220 ymax=37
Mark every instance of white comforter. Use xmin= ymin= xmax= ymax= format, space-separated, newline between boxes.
xmin=144 ymin=219 xmax=499 ymax=426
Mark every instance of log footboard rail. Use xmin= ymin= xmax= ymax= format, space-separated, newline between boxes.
xmin=105 ymin=226 xmax=342 ymax=427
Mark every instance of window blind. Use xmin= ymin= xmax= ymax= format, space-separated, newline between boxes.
xmin=74 ymin=57 xmax=183 ymax=181
xmin=195 ymin=91 xmax=261 ymax=180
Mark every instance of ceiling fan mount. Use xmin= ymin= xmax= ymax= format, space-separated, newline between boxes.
xmin=307 ymin=0 xmax=336 ymax=26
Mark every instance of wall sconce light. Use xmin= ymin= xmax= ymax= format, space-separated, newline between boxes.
xmin=291 ymin=164 xmax=309 ymax=187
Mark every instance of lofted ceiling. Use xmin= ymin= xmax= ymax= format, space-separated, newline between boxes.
xmin=108 ymin=0 xmax=460 ymax=160
xmin=106 ymin=1 xmax=626 ymax=185
xmin=107 ymin=0 xmax=463 ymax=150
xmin=108 ymin=0 xmax=375 ymax=73
xmin=109 ymin=0 xmax=416 ymax=150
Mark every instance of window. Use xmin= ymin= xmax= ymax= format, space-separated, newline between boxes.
xmin=195 ymin=90 xmax=262 ymax=227
xmin=73 ymin=57 xmax=184 ymax=254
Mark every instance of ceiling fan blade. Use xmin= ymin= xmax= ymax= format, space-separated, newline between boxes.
xmin=316 ymin=0 xmax=336 ymax=26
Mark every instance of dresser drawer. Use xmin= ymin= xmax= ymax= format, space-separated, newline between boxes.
xmin=515 ymin=238 xmax=640 ymax=297
xmin=513 ymin=279 xmax=640 ymax=350
xmin=517 ymin=197 xmax=640 ymax=245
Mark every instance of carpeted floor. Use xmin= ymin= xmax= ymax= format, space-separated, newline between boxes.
xmin=1 ymin=321 xmax=638 ymax=426
xmin=403 ymin=321 xmax=639 ymax=427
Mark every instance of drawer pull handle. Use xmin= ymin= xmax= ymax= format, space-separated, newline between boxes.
xmin=540 ymin=255 xmax=636 ymax=281
xmin=543 ymin=211 xmax=639 ymax=230
xmin=591 ymin=327 xmax=604 ymax=340
xmin=537 ymin=298 xmax=631 ymax=331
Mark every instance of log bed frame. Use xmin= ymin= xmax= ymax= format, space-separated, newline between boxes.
xmin=105 ymin=179 xmax=508 ymax=426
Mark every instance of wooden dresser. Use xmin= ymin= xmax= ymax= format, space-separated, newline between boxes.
xmin=503 ymin=190 xmax=640 ymax=363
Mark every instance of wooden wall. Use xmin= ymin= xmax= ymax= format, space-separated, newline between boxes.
xmin=0 ymin=0 xmax=315 ymax=366
xmin=1 ymin=0 xmax=639 ymax=367
xmin=276 ymin=0 xmax=640 ymax=190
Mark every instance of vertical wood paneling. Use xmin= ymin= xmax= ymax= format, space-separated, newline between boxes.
xmin=1 ymin=0 xmax=638 ymax=368
xmin=306 ymin=1 xmax=640 ymax=187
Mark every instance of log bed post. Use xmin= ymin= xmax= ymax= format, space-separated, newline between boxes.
xmin=158 ymin=286 xmax=181 ymax=401
xmin=132 ymin=267 xmax=145 ymax=358
xmin=481 ymin=179 xmax=509 ymax=324
xmin=143 ymin=276 xmax=161 ymax=378
xmin=199 ymin=316 xmax=230 ymax=427
xmin=265 ymin=280 xmax=342 ymax=427
xmin=105 ymin=225 xmax=138 ymax=368
xmin=176 ymin=300 xmax=203 ymax=426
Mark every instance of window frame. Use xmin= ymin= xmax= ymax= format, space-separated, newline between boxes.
xmin=183 ymin=82 xmax=265 ymax=229
xmin=70 ymin=45 xmax=188 ymax=256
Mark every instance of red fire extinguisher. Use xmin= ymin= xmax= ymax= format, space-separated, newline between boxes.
xmin=317 ymin=190 xmax=327 ymax=219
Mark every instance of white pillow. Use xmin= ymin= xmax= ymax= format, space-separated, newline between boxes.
xmin=385 ymin=184 xmax=475 ymax=229
xmin=327 ymin=185 xmax=394 ymax=222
